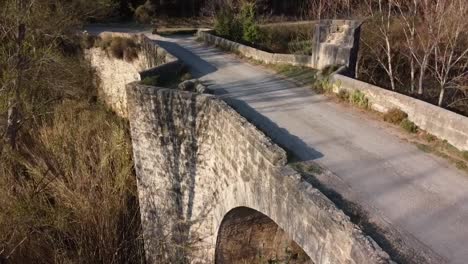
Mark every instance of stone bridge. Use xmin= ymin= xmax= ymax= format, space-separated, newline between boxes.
xmin=127 ymin=83 xmax=392 ymax=264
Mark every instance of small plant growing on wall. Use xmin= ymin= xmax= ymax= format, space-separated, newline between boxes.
xmin=337 ymin=89 xmax=350 ymax=101
xmin=400 ymin=118 xmax=418 ymax=133
xmin=383 ymin=108 xmax=408 ymax=124
xmin=349 ymin=90 xmax=369 ymax=108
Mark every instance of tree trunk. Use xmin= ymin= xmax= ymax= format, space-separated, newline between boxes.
xmin=418 ymin=56 xmax=428 ymax=95
xmin=438 ymin=86 xmax=445 ymax=106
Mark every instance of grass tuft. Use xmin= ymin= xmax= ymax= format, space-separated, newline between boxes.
xmin=349 ymin=90 xmax=369 ymax=108
xmin=383 ymin=108 xmax=408 ymax=124
xmin=400 ymin=118 xmax=418 ymax=133
xmin=337 ymin=89 xmax=350 ymax=101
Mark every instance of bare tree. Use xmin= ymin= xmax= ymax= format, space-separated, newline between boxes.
xmin=431 ymin=0 xmax=468 ymax=106
xmin=364 ymin=0 xmax=397 ymax=91
xmin=395 ymin=0 xmax=418 ymax=93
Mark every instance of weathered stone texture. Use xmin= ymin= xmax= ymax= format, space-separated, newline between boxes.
xmin=311 ymin=20 xmax=362 ymax=76
xmin=86 ymin=32 xmax=177 ymax=117
xmin=126 ymin=83 xmax=393 ymax=264
xmin=198 ymin=20 xmax=361 ymax=73
xmin=332 ymin=74 xmax=468 ymax=151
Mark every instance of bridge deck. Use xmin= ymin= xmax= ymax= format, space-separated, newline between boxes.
xmin=148 ymin=34 xmax=468 ymax=264
xmin=86 ymin=26 xmax=468 ymax=264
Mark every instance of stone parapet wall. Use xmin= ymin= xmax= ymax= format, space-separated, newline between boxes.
xmin=197 ymin=30 xmax=315 ymax=67
xmin=332 ymin=74 xmax=468 ymax=151
xmin=126 ymin=82 xmax=393 ymax=264
xmin=86 ymin=32 xmax=178 ymax=117
xmin=198 ymin=20 xmax=361 ymax=72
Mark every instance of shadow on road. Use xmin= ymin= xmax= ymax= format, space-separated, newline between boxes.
xmin=221 ymin=96 xmax=324 ymax=162
xmin=153 ymin=39 xmax=218 ymax=78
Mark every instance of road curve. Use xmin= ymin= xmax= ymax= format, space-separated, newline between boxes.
xmin=89 ymin=27 xmax=468 ymax=264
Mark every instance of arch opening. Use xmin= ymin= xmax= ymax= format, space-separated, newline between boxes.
xmin=215 ymin=207 xmax=313 ymax=264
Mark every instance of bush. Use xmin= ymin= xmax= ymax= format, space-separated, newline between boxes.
xmin=423 ymin=133 xmax=437 ymax=142
xmin=214 ymin=8 xmax=234 ymax=37
xmin=350 ymin=90 xmax=369 ymax=108
xmin=383 ymin=108 xmax=408 ymax=124
xmin=240 ymin=1 xmax=261 ymax=43
xmin=338 ymin=89 xmax=350 ymax=101
xmin=100 ymin=36 xmax=140 ymax=62
xmin=400 ymin=118 xmax=418 ymax=133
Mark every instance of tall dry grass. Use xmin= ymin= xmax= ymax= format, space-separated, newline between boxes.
xmin=0 ymin=99 xmax=145 ymax=264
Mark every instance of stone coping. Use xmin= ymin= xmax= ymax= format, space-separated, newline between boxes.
xmin=331 ymin=74 xmax=468 ymax=151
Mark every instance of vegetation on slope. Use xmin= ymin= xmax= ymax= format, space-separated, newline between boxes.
xmin=0 ymin=1 xmax=144 ymax=263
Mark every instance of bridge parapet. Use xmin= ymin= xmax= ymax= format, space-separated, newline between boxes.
xmin=126 ymin=82 xmax=393 ymax=264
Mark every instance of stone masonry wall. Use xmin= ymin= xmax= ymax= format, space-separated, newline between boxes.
xmin=86 ymin=32 xmax=177 ymax=117
xmin=331 ymin=74 xmax=468 ymax=151
xmin=198 ymin=20 xmax=361 ymax=73
xmin=126 ymin=82 xmax=393 ymax=264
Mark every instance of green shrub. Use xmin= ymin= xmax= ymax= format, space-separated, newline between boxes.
xmin=314 ymin=77 xmax=334 ymax=94
xmin=383 ymin=108 xmax=408 ymax=124
xmin=240 ymin=1 xmax=261 ymax=43
xmin=214 ymin=8 xmax=235 ymax=37
xmin=337 ymin=89 xmax=350 ymax=101
xmin=141 ymin=76 xmax=159 ymax=86
xmin=400 ymin=118 xmax=418 ymax=133
xmin=214 ymin=2 xmax=260 ymax=43
xmin=350 ymin=90 xmax=369 ymax=108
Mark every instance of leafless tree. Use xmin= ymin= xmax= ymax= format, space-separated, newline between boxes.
xmin=395 ymin=0 xmax=418 ymax=93
xmin=363 ymin=0 xmax=397 ymax=91
xmin=431 ymin=0 xmax=468 ymax=106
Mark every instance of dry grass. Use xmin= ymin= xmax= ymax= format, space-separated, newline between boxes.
xmin=0 ymin=100 xmax=144 ymax=264
xmin=383 ymin=108 xmax=408 ymax=124
xmin=95 ymin=35 xmax=141 ymax=62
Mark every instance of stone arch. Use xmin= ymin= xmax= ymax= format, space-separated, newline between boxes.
xmin=127 ymin=84 xmax=392 ymax=264
xmin=215 ymin=206 xmax=313 ymax=264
